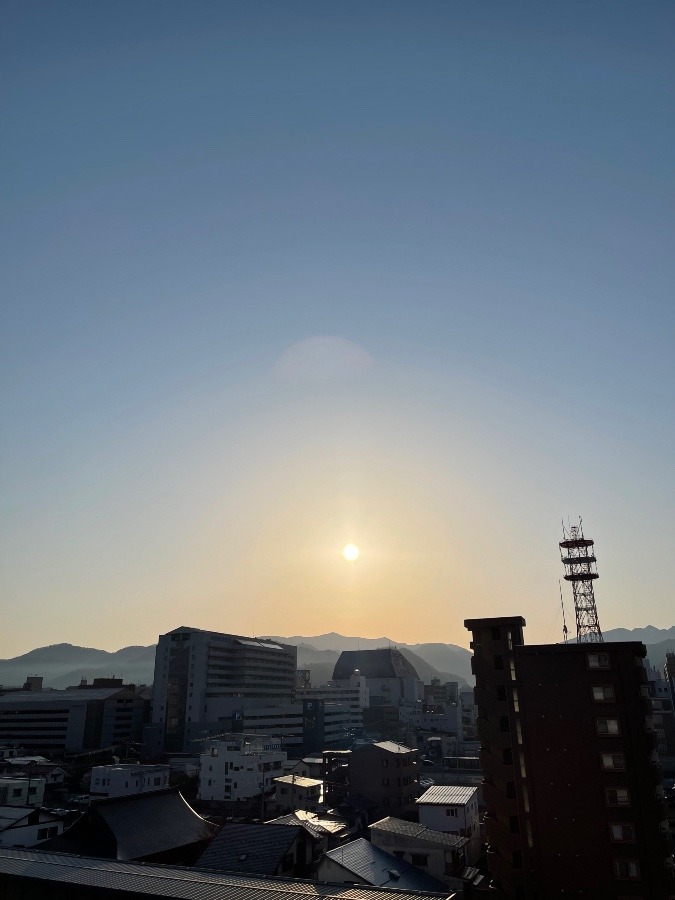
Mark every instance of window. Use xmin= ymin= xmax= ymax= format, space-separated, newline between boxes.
xmin=496 ymin=685 xmax=507 ymax=701
xmin=609 ymin=823 xmax=635 ymax=842
xmin=446 ymin=807 xmax=457 ymax=817
xmin=509 ymin=816 xmax=520 ymax=834
xmin=606 ymin=788 xmax=631 ymax=807
xmin=597 ymin=718 xmax=621 ymax=736
xmin=12 ymin=788 xmax=21 ymax=797
xmin=491 ymin=627 xmax=501 ymax=640
xmin=614 ymin=859 xmax=640 ymax=880
xmin=381 ymin=759 xmax=389 ymax=768
xmin=506 ymin=782 xmax=516 ymax=799
xmin=503 ymin=748 xmax=513 ymax=765
xmin=411 ymin=853 xmax=428 ymax=867
xmin=592 ymin=685 xmax=615 ymax=702
xmin=382 ymin=778 xmax=389 ymax=786
xmin=382 ymin=798 xmax=390 ymax=806
xmin=588 ymin=652 xmax=610 ymax=669
xmin=601 ymin=752 xmax=625 ymax=770
xmin=494 ymin=655 xmax=504 ymax=670
xmin=499 ymin=716 xmax=510 ymax=732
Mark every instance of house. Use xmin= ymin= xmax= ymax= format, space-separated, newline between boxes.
xmin=370 ymin=816 xmax=485 ymax=895
xmin=0 ymin=806 xmax=64 ymax=848
xmin=199 ymin=735 xmax=285 ymax=803
xmin=195 ymin=822 xmax=304 ymax=877
xmin=416 ymin=785 xmax=480 ymax=863
xmin=40 ymin=788 xmax=216 ymax=864
xmin=317 ymin=837 xmax=450 ymax=893
xmin=0 ymin=776 xmax=45 ymax=807
xmin=12 ymin=763 xmax=68 ymax=787
xmin=273 ymin=774 xmax=322 ymax=814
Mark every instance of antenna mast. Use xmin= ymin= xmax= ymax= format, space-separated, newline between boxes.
xmin=559 ymin=519 xmax=603 ymax=643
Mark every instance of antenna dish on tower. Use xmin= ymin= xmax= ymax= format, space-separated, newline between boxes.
xmin=559 ymin=518 xmax=603 ymax=643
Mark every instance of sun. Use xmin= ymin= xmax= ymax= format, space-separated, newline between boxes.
xmin=342 ymin=543 xmax=360 ymax=562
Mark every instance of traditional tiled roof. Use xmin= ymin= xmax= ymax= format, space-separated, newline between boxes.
xmin=370 ymin=817 xmax=467 ymax=850
xmin=195 ymin=823 xmax=301 ymax=876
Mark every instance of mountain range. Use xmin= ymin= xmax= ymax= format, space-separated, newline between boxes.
xmin=1 ymin=626 xmax=673 ymax=691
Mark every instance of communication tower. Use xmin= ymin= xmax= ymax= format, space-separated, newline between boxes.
xmin=559 ymin=519 xmax=603 ymax=643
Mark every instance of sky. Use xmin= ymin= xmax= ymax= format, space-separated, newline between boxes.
xmin=1 ymin=1 xmax=674 ymax=657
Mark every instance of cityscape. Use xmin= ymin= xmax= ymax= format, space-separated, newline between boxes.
xmin=2 ymin=1 xmax=675 ymax=898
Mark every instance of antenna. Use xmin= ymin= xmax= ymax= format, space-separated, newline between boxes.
xmin=559 ymin=518 xmax=603 ymax=643
xmin=559 ymin=580 xmax=569 ymax=644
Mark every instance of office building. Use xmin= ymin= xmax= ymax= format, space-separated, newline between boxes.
xmin=198 ymin=734 xmax=285 ymax=803
xmin=152 ymin=627 xmax=297 ymax=752
xmin=465 ymin=615 xmax=675 ymax=898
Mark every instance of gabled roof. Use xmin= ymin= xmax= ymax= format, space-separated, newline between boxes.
xmin=266 ymin=809 xmax=348 ymax=838
xmin=195 ymin=823 xmax=301 ymax=876
xmin=41 ymin=789 xmax=215 ymax=861
xmin=323 ymin=838 xmax=448 ymax=892
xmin=274 ymin=775 xmax=322 ymax=788
xmin=416 ymin=785 xmax=478 ymax=806
xmin=370 ymin=817 xmax=468 ymax=850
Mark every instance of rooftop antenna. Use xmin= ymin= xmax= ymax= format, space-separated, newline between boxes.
xmin=559 ymin=518 xmax=603 ymax=643
xmin=559 ymin=579 xmax=569 ymax=644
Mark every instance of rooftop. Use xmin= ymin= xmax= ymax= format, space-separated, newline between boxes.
xmin=323 ymin=838 xmax=449 ymax=893
xmin=416 ymin=786 xmax=478 ymax=806
xmin=0 ymin=848 xmax=454 ymax=900
xmin=274 ymin=775 xmax=322 ymax=788
xmin=0 ymin=688 xmax=134 ymax=704
xmin=195 ymin=823 xmax=301 ymax=876
xmin=370 ymin=817 xmax=468 ymax=850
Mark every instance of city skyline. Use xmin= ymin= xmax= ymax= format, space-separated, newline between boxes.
xmin=2 ymin=2 xmax=674 ymax=657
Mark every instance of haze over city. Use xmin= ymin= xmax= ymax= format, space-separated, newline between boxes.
xmin=2 ymin=2 xmax=674 ymax=658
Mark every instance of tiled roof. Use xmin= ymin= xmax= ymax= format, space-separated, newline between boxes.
xmin=0 ymin=848 xmax=453 ymax=900
xmin=42 ymin=789 xmax=215 ymax=860
xmin=416 ymin=786 xmax=478 ymax=806
xmin=266 ymin=810 xmax=348 ymax=837
xmin=370 ymin=817 xmax=467 ymax=850
xmin=196 ymin=823 xmax=301 ymax=876
xmin=323 ymin=838 xmax=448 ymax=893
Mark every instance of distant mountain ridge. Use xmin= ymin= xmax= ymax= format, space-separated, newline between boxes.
xmin=2 ymin=626 xmax=673 ymax=690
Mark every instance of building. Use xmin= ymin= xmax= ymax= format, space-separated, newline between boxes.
xmin=348 ymin=741 xmax=419 ymax=816
xmin=332 ymin=649 xmax=422 ymax=706
xmin=198 ymin=734 xmax=285 ymax=803
xmin=90 ymin=764 xmax=170 ymax=798
xmin=41 ymin=788 xmax=216 ymax=864
xmin=297 ymin=672 xmax=369 ymax=731
xmin=273 ymin=774 xmax=322 ymax=814
xmin=370 ymin=817 xmax=483 ymax=894
xmin=317 ymin=837 xmax=449 ymax=893
xmin=152 ymin=627 xmax=298 ymax=752
xmin=0 ymin=688 xmax=145 ymax=754
xmin=416 ymin=785 xmax=481 ymax=863
xmin=195 ymin=822 xmax=306 ymax=877
xmin=0 ymin=807 xmax=64 ymax=848
xmin=0 ymin=776 xmax=45 ymax=808
xmin=465 ymin=615 xmax=675 ymax=898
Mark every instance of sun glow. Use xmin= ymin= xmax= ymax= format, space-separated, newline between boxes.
xmin=342 ymin=543 xmax=360 ymax=562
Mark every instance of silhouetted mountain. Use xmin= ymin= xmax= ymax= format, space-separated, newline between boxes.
xmin=602 ymin=626 xmax=675 ymax=644
xmin=0 ymin=643 xmax=156 ymax=690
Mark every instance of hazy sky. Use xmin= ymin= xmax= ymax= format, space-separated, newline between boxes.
xmin=2 ymin=1 xmax=674 ymax=657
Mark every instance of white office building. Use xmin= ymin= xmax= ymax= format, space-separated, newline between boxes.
xmin=198 ymin=735 xmax=286 ymax=802
xmin=297 ymin=673 xmax=369 ymax=730
xmin=90 ymin=764 xmax=170 ymax=799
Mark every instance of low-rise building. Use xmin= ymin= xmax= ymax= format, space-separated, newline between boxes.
xmin=0 ymin=806 xmax=64 ymax=848
xmin=90 ymin=764 xmax=170 ymax=799
xmin=416 ymin=785 xmax=481 ymax=863
xmin=198 ymin=735 xmax=285 ymax=803
xmin=348 ymin=741 xmax=419 ymax=816
xmin=317 ymin=837 xmax=449 ymax=893
xmin=273 ymin=775 xmax=322 ymax=814
xmin=0 ymin=777 xmax=45 ymax=808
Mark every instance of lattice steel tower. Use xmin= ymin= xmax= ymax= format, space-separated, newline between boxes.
xmin=560 ymin=520 xmax=603 ymax=643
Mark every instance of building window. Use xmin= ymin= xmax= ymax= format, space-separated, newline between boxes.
xmin=601 ymin=752 xmax=625 ymax=771
xmin=597 ymin=718 xmax=621 ymax=736
xmin=496 ymin=685 xmax=507 ymax=701
xmin=606 ymin=788 xmax=631 ymax=807
xmin=503 ymin=748 xmax=513 ymax=765
xmin=509 ymin=816 xmax=520 ymax=834
xmin=381 ymin=759 xmax=389 ymax=767
xmin=588 ymin=653 xmax=611 ymax=669
xmin=491 ymin=627 xmax=501 ymax=640
xmin=499 ymin=716 xmax=510 ymax=732
xmin=592 ymin=685 xmax=616 ymax=702
xmin=411 ymin=853 xmax=428 ymax=867
xmin=446 ymin=807 xmax=457 ymax=817
xmin=493 ymin=655 xmax=504 ymax=670
xmin=382 ymin=778 xmax=389 ymax=786
xmin=613 ymin=859 xmax=640 ymax=880
xmin=609 ymin=823 xmax=635 ymax=843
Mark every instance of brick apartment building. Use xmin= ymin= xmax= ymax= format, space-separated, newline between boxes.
xmin=465 ymin=615 xmax=675 ymax=899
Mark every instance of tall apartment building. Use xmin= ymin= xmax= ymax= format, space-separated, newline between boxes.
xmin=151 ymin=627 xmax=297 ymax=752
xmin=465 ymin=615 xmax=675 ymax=899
